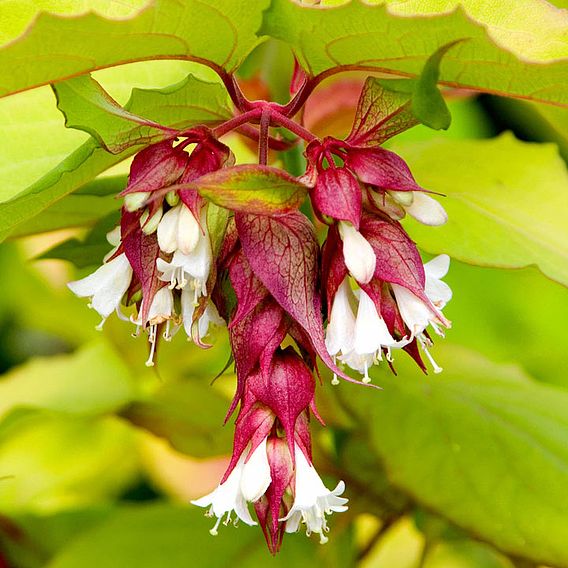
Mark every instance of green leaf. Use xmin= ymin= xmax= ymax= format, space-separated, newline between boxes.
xmin=9 ymin=177 xmax=126 ymax=238
xmin=0 ymin=0 xmax=269 ymax=97
xmin=342 ymin=344 xmax=568 ymax=566
xmin=262 ymin=0 xmax=568 ymax=106
xmin=120 ymin=380 xmax=233 ymax=458
xmin=0 ymin=340 xmax=137 ymax=421
xmin=392 ymin=133 xmax=568 ymax=287
xmin=0 ymin=73 xmax=231 ymax=242
xmin=0 ymin=412 xmax=138 ymax=514
xmin=193 ymin=165 xmax=308 ymax=214
xmin=412 ymin=42 xmax=462 ymax=130
xmin=53 ymin=72 xmax=231 ymax=153
xmin=44 ymin=503 xmax=353 ymax=568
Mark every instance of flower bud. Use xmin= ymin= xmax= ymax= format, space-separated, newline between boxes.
xmin=338 ymin=221 xmax=376 ymax=284
xmin=124 ymin=191 xmax=148 ymax=212
xmin=140 ymin=206 xmax=163 ymax=235
xmin=165 ymin=190 xmax=180 ymax=207
xmin=389 ymin=190 xmax=414 ymax=207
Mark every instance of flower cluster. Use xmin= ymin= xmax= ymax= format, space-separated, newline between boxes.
xmin=68 ymin=76 xmax=452 ymax=552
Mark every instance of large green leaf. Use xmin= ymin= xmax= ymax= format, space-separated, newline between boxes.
xmin=0 ymin=0 xmax=269 ymax=97
xmin=341 ymin=345 xmax=568 ymax=566
xmin=0 ymin=340 xmax=137 ymax=420
xmin=9 ymin=177 xmax=124 ymax=238
xmin=0 ymin=73 xmax=231 ymax=242
xmin=262 ymin=0 xmax=568 ymax=106
xmin=393 ymin=133 xmax=568 ymax=287
xmin=46 ymin=503 xmax=353 ymax=568
xmin=0 ymin=412 xmax=138 ymax=514
xmin=53 ymin=72 xmax=231 ymax=153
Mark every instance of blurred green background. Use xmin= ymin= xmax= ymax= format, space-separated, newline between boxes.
xmin=1 ymin=45 xmax=567 ymax=568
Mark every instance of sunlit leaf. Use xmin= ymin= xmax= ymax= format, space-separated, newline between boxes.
xmin=0 ymin=412 xmax=138 ymax=514
xmin=53 ymin=73 xmax=231 ymax=153
xmin=0 ymin=0 xmax=269 ymax=97
xmin=394 ymin=133 xmax=568 ymax=287
xmin=0 ymin=74 xmax=231 ymax=242
xmin=262 ymin=0 xmax=568 ymax=106
xmin=342 ymin=344 xmax=568 ymax=566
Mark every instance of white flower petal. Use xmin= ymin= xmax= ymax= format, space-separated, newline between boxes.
xmin=157 ymin=205 xmax=181 ymax=253
xmin=68 ymin=253 xmax=132 ymax=319
xmin=338 ymin=221 xmax=376 ymax=284
xmin=281 ymin=447 xmax=348 ymax=540
xmin=176 ymin=205 xmax=201 ymax=255
xmin=424 ymin=254 xmax=450 ymax=279
xmin=240 ymin=438 xmax=272 ymax=502
xmin=325 ymin=279 xmax=356 ymax=356
xmin=391 ymin=284 xmax=434 ymax=337
xmin=353 ymin=290 xmax=398 ymax=355
xmin=191 ymin=460 xmax=257 ymax=528
xmin=146 ymin=286 xmax=174 ymax=324
xmin=406 ymin=193 xmax=447 ymax=226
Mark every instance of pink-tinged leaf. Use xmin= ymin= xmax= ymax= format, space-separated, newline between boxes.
xmin=190 ymin=165 xmax=307 ymax=215
xmin=360 ymin=213 xmax=426 ymax=300
xmin=379 ymin=281 xmax=407 ymax=339
xmin=121 ymin=140 xmax=188 ymax=196
xmin=120 ymin=208 xmax=163 ymax=323
xmin=179 ymin=137 xmax=233 ymax=217
xmin=321 ymin=224 xmax=348 ymax=313
xmin=236 ymin=211 xmax=359 ymax=383
xmin=347 ymin=77 xmax=418 ymax=147
xmin=345 ymin=146 xmax=425 ymax=193
xmin=228 ymin=249 xmax=270 ymax=328
xmin=227 ymin=299 xmax=288 ymax=421
xmin=294 ymin=411 xmax=313 ymax=464
xmin=312 ymin=166 xmax=362 ymax=227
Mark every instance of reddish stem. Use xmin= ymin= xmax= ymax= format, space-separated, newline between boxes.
xmin=258 ymin=107 xmax=271 ymax=166
xmin=236 ymin=124 xmax=294 ymax=151
xmin=213 ymin=108 xmax=262 ymax=137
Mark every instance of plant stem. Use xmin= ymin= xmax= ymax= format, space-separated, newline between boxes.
xmin=271 ymin=110 xmax=317 ymax=143
xmin=258 ymin=107 xmax=271 ymax=166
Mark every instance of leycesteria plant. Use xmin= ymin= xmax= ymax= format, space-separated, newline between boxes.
xmin=67 ymin=52 xmax=454 ymax=550
xmin=3 ymin=1 xmax=568 ymax=566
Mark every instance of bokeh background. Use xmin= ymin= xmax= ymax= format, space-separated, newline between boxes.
xmin=1 ymin=42 xmax=567 ymax=567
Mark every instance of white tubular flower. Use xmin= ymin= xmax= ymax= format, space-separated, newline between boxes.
xmin=391 ymin=254 xmax=452 ymax=373
xmin=405 ymin=192 xmax=447 ymax=226
xmin=280 ymin=447 xmax=348 ymax=544
xmin=338 ymin=221 xmax=376 ymax=284
xmin=157 ymin=203 xmax=200 ymax=254
xmin=424 ymin=254 xmax=452 ymax=309
xmin=325 ymin=279 xmax=356 ymax=358
xmin=240 ymin=438 xmax=272 ymax=503
xmin=68 ymin=248 xmax=133 ymax=330
xmin=191 ymin=457 xmax=257 ymax=536
xmin=352 ymin=289 xmax=409 ymax=382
